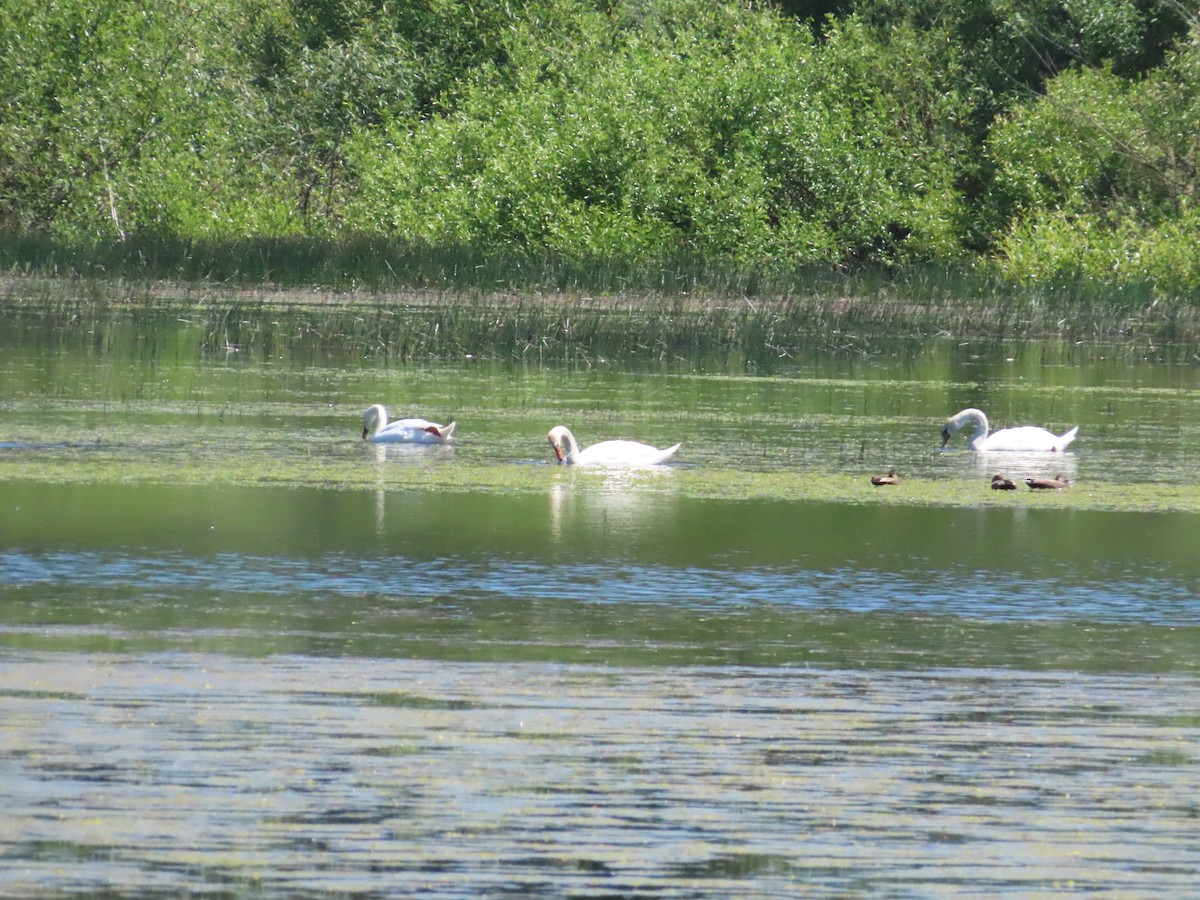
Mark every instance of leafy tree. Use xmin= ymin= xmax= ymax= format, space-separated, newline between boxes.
xmin=348 ymin=1 xmax=966 ymax=267
xmin=1 ymin=0 xmax=1198 ymax=290
xmin=989 ymin=20 xmax=1200 ymax=287
xmin=244 ymin=0 xmax=530 ymax=227
xmin=0 ymin=0 xmax=293 ymax=239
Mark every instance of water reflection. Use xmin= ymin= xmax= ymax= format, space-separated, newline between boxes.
xmin=373 ymin=443 xmax=387 ymax=536
xmin=366 ymin=440 xmax=457 ymax=463
xmin=2 ymin=327 xmax=1198 ymax=488
xmin=547 ymin=469 xmax=676 ymax=544
xmin=364 ymin=441 xmax=458 ymax=536
xmin=945 ymin=448 xmax=1081 ymax=484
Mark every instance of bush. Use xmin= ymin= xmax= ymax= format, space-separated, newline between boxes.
xmin=347 ymin=2 xmax=967 ymax=269
xmin=989 ymin=24 xmax=1200 ymax=290
xmin=1 ymin=0 xmax=1197 ymax=291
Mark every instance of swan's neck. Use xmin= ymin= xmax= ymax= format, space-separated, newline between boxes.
xmin=366 ymin=405 xmax=387 ymax=434
xmin=559 ymin=430 xmax=580 ymax=464
xmin=961 ymin=409 xmax=990 ymax=449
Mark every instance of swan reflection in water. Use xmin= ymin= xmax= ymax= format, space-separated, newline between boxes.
xmin=369 ymin=441 xmax=456 ymax=536
xmin=965 ymin=449 xmax=1079 ymax=485
xmin=547 ymin=468 xmax=676 ymax=544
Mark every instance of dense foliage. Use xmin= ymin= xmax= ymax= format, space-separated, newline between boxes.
xmin=0 ymin=0 xmax=1197 ymax=292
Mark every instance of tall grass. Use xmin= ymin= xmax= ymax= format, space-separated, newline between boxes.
xmin=4 ymin=257 xmax=1198 ymax=367
xmin=1 ymin=232 xmax=903 ymax=296
xmin=0 ymin=232 xmax=1185 ymax=304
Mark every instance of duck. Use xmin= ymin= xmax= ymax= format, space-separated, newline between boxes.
xmin=1026 ymin=474 xmax=1071 ymax=490
xmin=547 ymin=425 xmax=680 ymax=467
xmin=871 ymin=468 xmax=900 ymax=486
xmin=990 ymin=474 xmax=1018 ymax=491
xmin=362 ymin=404 xmax=456 ymax=444
xmin=941 ymin=408 xmax=1078 ymax=452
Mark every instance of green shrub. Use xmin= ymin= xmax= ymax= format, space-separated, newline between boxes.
xmin=989 ymin=24 xmax=1200 ymax=291
xmin=1 ymin=0 xmax=1196 ymax=291
xmin=347 ymin=2 xmax=967 ymax=269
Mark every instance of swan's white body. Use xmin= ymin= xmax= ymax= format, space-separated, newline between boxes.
xmin=941 ymin=408 xmax=1077 ymax=452
xmin=547 ymin=425 xmax=680 ymax=467
xmin=362 ymin=404 xmax=455 ymax=444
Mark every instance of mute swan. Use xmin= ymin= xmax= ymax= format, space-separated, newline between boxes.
xmin=547 ymin=425 xmax=680 ymax=467
xmin=362 ymin=404 xmax=456 ymax=444
xmin=990 ymin=474 xmax=1018 ymax=491
xmin=870 ymin=468 xmax=900 ymax=486
xmin=941 ymin=408 xmax=1077 ymax=452
xmin=1026 ymin=474 xmax=1071 ymax=490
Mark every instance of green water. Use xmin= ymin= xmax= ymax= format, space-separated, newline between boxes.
xmin=1 ymin=290 xmax=1199 ymax=895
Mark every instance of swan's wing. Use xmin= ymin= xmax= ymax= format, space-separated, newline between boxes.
xmin=575 ymin=439 xmax=679 ymax=466
xmin=371 ymin=418 xmax=453 ymax=444
xmin=981 ymin=426 xmax=1073 ymax=452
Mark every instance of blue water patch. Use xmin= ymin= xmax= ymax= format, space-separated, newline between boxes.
xmin=2 ymin=549 xmax=1195 ymax=626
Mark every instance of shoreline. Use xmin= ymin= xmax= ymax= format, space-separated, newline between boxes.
xmin=3 ymin=272 xmax=1200 ymax=349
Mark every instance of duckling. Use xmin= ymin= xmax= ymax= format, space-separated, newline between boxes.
xmin=871 ymin=467 xmax=900 ymax=486
xmin=990 ymin=474 xmax=1018 ymax=491
xmin=1026 ymin=474 xmax=1071 ymax=490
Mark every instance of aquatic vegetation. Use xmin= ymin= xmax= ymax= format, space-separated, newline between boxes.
xmin=2 ymin=442 xmax=1198 ymax=514
xmin=2 ymin=285 xmax=1198 ymax=516
xmin=4 ymin=274 xmax=1199 ymax=365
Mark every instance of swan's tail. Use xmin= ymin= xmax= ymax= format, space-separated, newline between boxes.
xmin=1056 ymin=426 xmax=1079 ymax=451
xmin=427 ymin=421 xmax=456 ymax=440
xmin=658 ymin=442 xmax=682 ymax=462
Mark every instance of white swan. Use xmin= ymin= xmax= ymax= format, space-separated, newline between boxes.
xmin=362 ymin=404 xmax=456 ymax=444
xmin=547 ymin=425 xmax=680 ymax=467
xmin=941 ymin=408 xmax=1077 ymax=452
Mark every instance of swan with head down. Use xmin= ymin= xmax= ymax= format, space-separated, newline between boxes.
xmin=547 ymin=425 xmax=680 ymax=467
xmin=362 ymin=404 xmax=456 ymax=444
xmin=941 ymin=408 xmax=1077 ymax=452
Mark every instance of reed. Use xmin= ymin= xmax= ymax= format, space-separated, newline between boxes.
xmin=3 ymin=237 xmax=1198 ymax=362
xmin=0 ymin=233 xmax=1172 ymax=300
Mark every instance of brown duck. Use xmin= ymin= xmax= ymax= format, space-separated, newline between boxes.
xmin=871 ymin=468 xmax=900 ymax=486
xmin=1026 ymin=474 xmax=1071 ymax=490
xmin=990 ymin=474 xmax=1018 ymax=491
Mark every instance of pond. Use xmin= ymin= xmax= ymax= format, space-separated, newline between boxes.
xmin=1 ymin=289 xmax=1199 ymax=895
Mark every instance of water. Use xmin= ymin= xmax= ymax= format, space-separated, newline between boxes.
xmin=3 ymin=656 xmax=1198 ymax=896
xmin=2 ymin=294 xmax=1200 ymax=894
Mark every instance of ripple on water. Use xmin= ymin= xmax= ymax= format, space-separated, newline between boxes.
xmin=0 ymin=654 xmax=1198 ymax=895
xmin=3 ymin=548 xmax=1199 ymax=626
